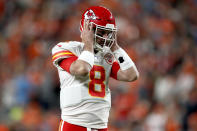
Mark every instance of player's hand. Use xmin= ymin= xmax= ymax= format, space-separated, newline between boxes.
xmin=81 ymin=19 xmax=94 ymax=51
xmin=111 ymin=32 xmax=120 ymax=52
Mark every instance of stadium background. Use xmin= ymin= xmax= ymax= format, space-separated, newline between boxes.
xmin=0 ymin=0 xmax=196 ymax=130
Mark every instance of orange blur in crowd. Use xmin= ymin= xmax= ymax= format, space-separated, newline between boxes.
xmin=0 ymin=0 xmax=196 ymax=131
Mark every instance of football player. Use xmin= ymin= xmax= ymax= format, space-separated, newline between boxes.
xmin=52 ymin=6 xmax=139 ymax=131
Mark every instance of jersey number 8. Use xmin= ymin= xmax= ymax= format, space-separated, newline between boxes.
xmin=88 ymin=65 xmax=106 ymax=98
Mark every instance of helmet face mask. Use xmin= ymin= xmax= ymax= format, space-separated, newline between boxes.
xmin=80 ymin=6 xmax=117 ymax=52
xmin=93 ymin=23 xmax=116 ymax=52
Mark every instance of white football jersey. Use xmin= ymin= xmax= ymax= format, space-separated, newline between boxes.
xmin=52 ymin=41 xmax=116 ymax=129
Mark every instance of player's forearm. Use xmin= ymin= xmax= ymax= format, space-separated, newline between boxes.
xmin=70 ymin=49 xmax=94 ymax=76
xmin=113 ymin=47 xmax=139 ymax=82
xmin=70 ymin=60 xmax=92 ymax=76
xmin=117 ymin=66 xmax=139 ymax=82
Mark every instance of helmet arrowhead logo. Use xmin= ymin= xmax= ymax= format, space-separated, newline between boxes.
xmin=84 ymin=9 xmax=96 ymax=20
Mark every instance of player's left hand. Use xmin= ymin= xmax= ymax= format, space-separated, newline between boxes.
xmin=110 ymin=33 xmax=120 ymax=52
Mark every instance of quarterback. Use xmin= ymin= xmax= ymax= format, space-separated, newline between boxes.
xmin=52 ymin=6 xmax=139 ymax=131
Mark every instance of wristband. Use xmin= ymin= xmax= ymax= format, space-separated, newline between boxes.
xmin=113 ymin=48 xmax=135 ymax=70
xmin=78 ymin=51 xmax=94 ymax=67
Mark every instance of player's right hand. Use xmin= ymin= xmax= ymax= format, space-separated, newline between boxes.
xmin=81 ymin=19 xmax=94 ymax=51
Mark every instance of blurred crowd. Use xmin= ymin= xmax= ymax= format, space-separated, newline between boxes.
xmin=0 ymin=0 xmax=196 ymax=131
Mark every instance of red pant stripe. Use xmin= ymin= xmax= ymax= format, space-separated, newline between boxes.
xmin=59 ymin=120 xmax=108 ymax=131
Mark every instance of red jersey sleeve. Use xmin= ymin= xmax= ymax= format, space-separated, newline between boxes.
xmin=59 ymin=56 xmax=78 ymax=73
xmin=110 ymin=61 xmax=120 ymax=80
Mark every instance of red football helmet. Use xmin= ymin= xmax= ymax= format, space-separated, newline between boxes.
xmin=80 ymin=6 xmax=117 ymax=51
